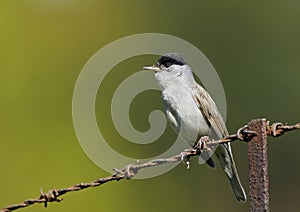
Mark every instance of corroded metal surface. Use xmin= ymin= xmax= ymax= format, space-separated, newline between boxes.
xmin=248 ymin=119 xmax=269 ymax=212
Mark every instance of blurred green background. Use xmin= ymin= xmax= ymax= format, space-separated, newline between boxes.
xmin=1 ymin=1 xmax=300 ymax=211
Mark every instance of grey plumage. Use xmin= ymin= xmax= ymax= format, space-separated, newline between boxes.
xmin=144 ymin=53 xmax=246 ymax=202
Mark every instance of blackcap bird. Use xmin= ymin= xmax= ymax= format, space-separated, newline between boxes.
xmin=143 ymin=53 xmax=246 ymax=202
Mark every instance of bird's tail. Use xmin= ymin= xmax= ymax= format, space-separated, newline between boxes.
xmin=215 ymin=143 xmax=246 ymax=202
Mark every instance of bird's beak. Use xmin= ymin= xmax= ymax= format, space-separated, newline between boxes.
xmin=143 ymin=65 xmax=161 ymax=72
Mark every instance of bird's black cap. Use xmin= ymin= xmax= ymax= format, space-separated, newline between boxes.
xmin=157 ymin=53 xmax=186 ymax=68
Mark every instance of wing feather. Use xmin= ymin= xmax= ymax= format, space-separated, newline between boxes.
xmin=191 ymin=83 xmax=228 ymax=138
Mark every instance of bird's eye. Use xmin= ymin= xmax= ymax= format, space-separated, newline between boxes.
xmin=164 ymin=62 xmax=171 ymax=68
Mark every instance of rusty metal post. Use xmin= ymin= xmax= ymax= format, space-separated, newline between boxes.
xmin=248 ymin=119 xmax=269 ymax=212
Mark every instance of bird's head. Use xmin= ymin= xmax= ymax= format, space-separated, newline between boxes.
xmin=143 ymin=53 xmax=195 ymax=89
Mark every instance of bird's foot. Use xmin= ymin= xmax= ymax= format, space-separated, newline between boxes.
xmin=193 ymin=136 xmax=211 ymax=153
xmin=180 ymin=150 xmax=193 ymax=169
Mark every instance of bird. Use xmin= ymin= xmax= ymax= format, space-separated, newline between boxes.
xmin=143 ymin=53 xmax=246 ymax=202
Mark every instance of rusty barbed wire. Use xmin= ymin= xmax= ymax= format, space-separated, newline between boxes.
xmin=267 ymin=122 xmax=300 ymax=137
xmin=1 ymin=121 xmax=299 ymax=212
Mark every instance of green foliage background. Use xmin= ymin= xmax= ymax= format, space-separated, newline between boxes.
xmin=1 ymin=1 xmax=299 ymax=212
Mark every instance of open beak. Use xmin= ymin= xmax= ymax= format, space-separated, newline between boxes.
xmin=143 ymin=65 xmax=161 ymax=72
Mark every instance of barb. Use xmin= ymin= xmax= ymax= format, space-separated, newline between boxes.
xmin=1 ymin=121 xmax=299 ymax=212
xmin=267 ymin=122 xmax=300 ymax=137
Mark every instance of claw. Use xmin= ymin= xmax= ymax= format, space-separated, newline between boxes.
xmin=186 ymin=160 xmax=190 ymax=169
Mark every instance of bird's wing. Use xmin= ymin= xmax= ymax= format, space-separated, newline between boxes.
xmin=192 ymin=83 xmax=232 ymax=169
xmin=192 ymin=83 xmax=246 ymax=201
xmin=191 ymin=83 xmax=228 ymax=138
